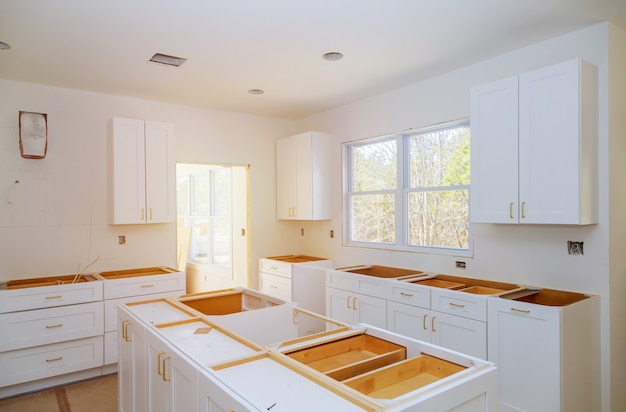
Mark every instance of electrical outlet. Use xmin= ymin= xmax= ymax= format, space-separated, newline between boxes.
xmin=567 ymin=241 xmax=584 ymax=255
xmin=455 ymin=261 xmax=466 ymax=269
xmin=330 ymin=230 xmax=334 ymax=238
xmin=118 ymin=235 xmax=126 ymax=245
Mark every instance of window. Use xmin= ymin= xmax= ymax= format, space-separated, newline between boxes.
xmin=177 ymin=164 xmax=232 ymax=269
xmin=345 ymin=120 xmax=470 ymax=253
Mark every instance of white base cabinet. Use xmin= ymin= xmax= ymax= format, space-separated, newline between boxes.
xmin=488 ymin=291 xmax=600 ymax=412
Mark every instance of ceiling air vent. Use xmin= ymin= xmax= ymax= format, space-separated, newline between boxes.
xmin=149 ymin=53 xmax=187 ymax=67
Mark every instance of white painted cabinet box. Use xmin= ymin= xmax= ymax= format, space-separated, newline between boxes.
xmin=470 ymin=58 xmax=597 ymax=224
xmin=119 ymin=288 xmax=498 ymax=411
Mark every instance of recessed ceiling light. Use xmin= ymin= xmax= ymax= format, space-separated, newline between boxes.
xmin=322 ymin=52 xmax=343 ymax=61
xmin=149 ymin=53 xmax=187 ymax=67
xmin=248 ymin=89 xmax=264 ymax=95
xmin=0 ymin=42 xmax=11 ymax=50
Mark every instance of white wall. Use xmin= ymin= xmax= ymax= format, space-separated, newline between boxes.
xmin=294 ymin=22 xmax=622 ymax=411
xmin=0 ymin=80 xmax=296 ymax=280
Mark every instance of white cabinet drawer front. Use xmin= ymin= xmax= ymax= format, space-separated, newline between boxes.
xmin=0 ymin=335 xmax=104 ymax=386
xmin=431 ymin=289 xmax=487 ymax=321
xmin=259 ymin=273 xmax=292 ymax=301
xmin=352 ymin=274 xmax=387 ymax=298
xmin=103 ymin=273 xmax=185 ymax=299
xmin=0 ymin=281 xmax=103 ymax=314
xmin=325 ymin=270 xmax=353 ymax=291
xmin=0 ymin=301 xmax=104 ymax=351
xmin=104 ymin=290 xmax=185 ymax=332
xmin=386 ymin=282 xmax=431 ymax=308
xmin=104 ymin=330 xmax=118 ymax=365
xmin=259 ymin=259 xmax=292 ymax=277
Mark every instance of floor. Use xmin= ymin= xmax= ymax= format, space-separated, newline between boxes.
xmin=0 ymin=374 xmax=118 ymax=412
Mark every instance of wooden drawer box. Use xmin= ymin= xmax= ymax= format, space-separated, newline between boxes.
xmin=286 ymin=333 xmax=406 ymax=381
xmin=0 ymin=335 xmax=104 ymax=387
xmin=0 ymin=301 xmax=103 ymax=352
xmin=0 ymin=276 xmax=103 ymax=314
xmin=342 ymin=354 xmax=466 ymax=399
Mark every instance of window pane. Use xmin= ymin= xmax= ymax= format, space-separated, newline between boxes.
xmin=211 ymin=218 xmax=231 ymax=267
xmin=351 ymin=194 xmax=395 ymax=243
xmin=409 ymin=125 xmax=470 ymax=188
xmin=408 ymin=190 xmax=469 ymax=249
xmin=191 ymin=172 xmax=209 ymax=216
xmin=212 ymin=168 xmax=231 ymax=217
xmin=176 ymin=175 xmax=190 ymax=216
xmin=190 ymin=218 xmax=208 ymax=261
xmin=352 ymin=140 xmax=397 ymax=191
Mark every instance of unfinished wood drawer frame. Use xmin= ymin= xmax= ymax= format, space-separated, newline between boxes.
xmin=342 ymin=353 xmax=466 ymax=399
xmin=286 ymin=333 xmax=406 ymax=382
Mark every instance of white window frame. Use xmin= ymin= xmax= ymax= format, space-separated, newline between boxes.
xmin=343 ymin=119 xmax=472 ymax=257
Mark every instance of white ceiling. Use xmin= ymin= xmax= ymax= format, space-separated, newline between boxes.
xmin=1 ymin=0 xmax=625 ymax=120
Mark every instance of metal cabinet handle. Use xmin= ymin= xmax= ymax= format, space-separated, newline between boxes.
xmin=423 ymin=314 xmax=428 ymax=330
xmin=400 ymin=292 xmax=413 ymax=297
xmin=149 ymin=208 xmax=153 ymax=220
xmin=346 ymin=296 xmax=352 ymax=309
xmin=46 ymin=356 xmax=63 ymax=362
xmin=521 ymin=202 xmax=526 ymax=219
xmin=123 ymin=320 xmax=132 ymax=342
xmin=45 ymin=295 xmax=62 ymax=300
xmin=162 ymin=356 xmax=171 ymax=382
xmin=141 ymin=208 xmax=145 ymax=220
xmin=431 ymin=316 xmax=437 ymax=332
xmin=509 ymin=202 xmax=514 ymax=219
xmin=352 ymin=297 xmax=357 ymax=310
xmin=449 ymin=302 xmax=465 ymax=308
xmin=511 ymin=307 xmax=530 ymax=314
xmin=141 ymin=284 xmax=154 ymax=288
xmin=46 ymin=323 xmax=63 ymax=329
xmin=157 ymin=351 xmax=166 ymax=376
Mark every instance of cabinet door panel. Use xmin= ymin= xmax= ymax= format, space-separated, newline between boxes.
xmin=387 ymin=301 xmax=430 ymax=341
xmin=276 ymin=136 xmax=296 ymax=219
xmin=488 ymin=300 xmax=560 ymax=412
xmin=145 ymin=121 xmax=175 ymax=223
xmin=111 ymin=118 xmax=146 ymax=224
xmin=519 ymin=59 xmax=591 ymax=224
xmin=431 ymin=312 xmax=486 ymax=360
xmin=353 ymin=293 xmax=386 ymax=329
xmin=470 ymin=76 xmax=519 ymax=223
xmin=325 ymin=287 xmax=354 ymax=324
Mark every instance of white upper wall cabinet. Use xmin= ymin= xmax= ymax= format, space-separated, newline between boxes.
xmin=470 ymin=59 xmax=598 ymax=224
xmin=110 ymin=117 xmax=175 ymax=225
xmin=276 ymin=131 xmax=332 ymax=220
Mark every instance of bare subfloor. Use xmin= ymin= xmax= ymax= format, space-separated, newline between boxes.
xmin=0 ymin=374 xmax=117 ymax=412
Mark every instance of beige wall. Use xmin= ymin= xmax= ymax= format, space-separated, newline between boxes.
xmin=0 ymin=80 xmax=296 ymax=280
xmin=295 ymin=22 xmax=623 ymax=411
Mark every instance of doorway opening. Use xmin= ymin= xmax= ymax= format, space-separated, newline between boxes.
xmin=176 ymin=163 xmax=249 ymax=292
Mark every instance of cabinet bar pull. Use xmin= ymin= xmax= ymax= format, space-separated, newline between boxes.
xmin=270 ymin=285 xmax=278 ymax=289
xmin=46 ymin=323 xmax=63 ymax=329
xmin=141 ymin=284 xmax=154 ymax=288
xmin=149 ymin=208 xmax=153 ymax=220
xmin=400 ymin=292 xmax=413 ymax=297
xmin=157 ymin=352 xmax=166 ymax=376
xmin=352 ymin=297 xmax=357 ymax=310
xmin=141 ymin=208 xmax=145 ymax=220
xmin=46 ymin=356 xmax=63 ymax=362
xmin=431 ymin=316 xmax=436 ymax=332
xmin=162 ymin=356 xmax=171 ymax=382
xmin=45 ymin=295 xmax=62 ymax=300
xmin=423 ymin=314 xmax=428 ymax=330
xmin=346 ymin=296 xmax=351 ymax=309
xmin=122 ymin=320 xmax=132 ymax=342
xmin=511 ymin=307 xmax=531 ymax=314
xmin=449 ymin=302 xmax=465 ymax=308
xmin=509 ymin=202 xmax=514 ymax=219
xmin=521 ymin=202 xmax=526 ymax=219
xmin=270 ymin=266 xmax=279 ymax=270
